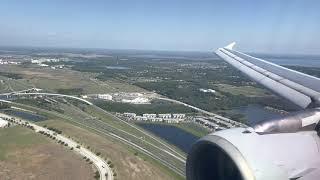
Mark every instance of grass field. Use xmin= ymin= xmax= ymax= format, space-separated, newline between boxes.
xmin=0 ymin=65 xmax=144 ymax=94
xmin=11 ymin=99 xmax=187 ymax=158
xmin=0 ymin=63 xmax=187 ymax=179
xmin=0 ymin=126 xmax=94 ymax=180
xmin=169 ymin=122 xmax=211 ymax=138
xmin=37 ymin=119 xmax=181 ymax=180
xmin=6 ymin=101 xmax=184 ymax=179
xmin=135 ymin=122 xmax=210 ymax=138
xmin=215 ymin=83 xmax=269 ymax=97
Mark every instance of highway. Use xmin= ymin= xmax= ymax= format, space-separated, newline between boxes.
xmin=93 ymin=105 xmax=186 ymax=160
xmin=1 ymin=92 xmax=92 ymax=105
xmin=0 ymin=112 xmax=113 ymax=180
xmin=0 ymin=90 xmax=245 ymax=177
xmin=4 ymin=91 xmax=245 ymax=128
xmin=0 ymin=90 xmax=248 ymax=177
xmin=3 ymin=98 xmax=187 ymax=177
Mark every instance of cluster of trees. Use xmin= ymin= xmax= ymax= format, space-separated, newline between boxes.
xmin=95 ymin=100 xmax=194 ymax=115
xmin=17 ymin=121 xmax=36 ymax=130
xmin=107 ymin=160 xmax=117 ymax=177
xmin=135 ymin=81 xmax=255 ymax=111
xmin=83 ymin=156 xmax=93 ymax=165
xmin=69 ymin=55 xmax=298 ymax=114
xmin=94 ymin=171 xmax=100 ymax=180
xmin=39 ymin=130 xmax=55 ymax=138
xmin=47 ymin=127 xmax=62 ymax=134
xmin=135 ymin=79 xmax=296 ymax=113
xmin=56 ymin=88 xmax=84 ymax=95
xmin=80 ymin=145 xmax=117 ymax=178
xmin=14 ymin=98 xmax=64 ymax=114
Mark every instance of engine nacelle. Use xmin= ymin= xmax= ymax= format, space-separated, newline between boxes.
xmin=186 ymin=128 xmax=320 ymax=180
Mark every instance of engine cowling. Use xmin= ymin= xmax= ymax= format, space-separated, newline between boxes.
xmin=186 ymin=128 xmax=320 ymax=180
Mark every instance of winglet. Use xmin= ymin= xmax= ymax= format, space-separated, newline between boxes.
xmin=224 ymin=42 xmax=236 ymax=50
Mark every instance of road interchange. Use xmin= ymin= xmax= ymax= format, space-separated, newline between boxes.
xmin=0 ymin=90 xmax=244 ymax=178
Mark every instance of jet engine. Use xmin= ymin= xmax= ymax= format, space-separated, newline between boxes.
xmin=186 ymin=110 xmax=320 ymax=180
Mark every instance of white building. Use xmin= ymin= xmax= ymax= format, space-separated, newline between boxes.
xmin=0 ymin=118 xmax=8 ymax=128
xmin=81 ymin=95 xmax=88 ymax=99
xmin=32 ymin=88 xmax=42 ymax=92
xmin=163 ymin=119 xmax=181 ymax=123
xmin=128 ymin=92 xmax=143 ymax=97
xmin=39 ymin=64 xmax=49 ymax=67
xmin=123 ymin=113 xmax=136 ymax=118
xmin=199 ymin=88 xmax=216 ymax=93
xmin=31 ymin=59 xmax=42 ymax=64
xmin=172 ymin=114 xmax=186 ymax=119
xmin=194 ymin=117 xmax=221 ymax=130
xmin=158 ymin=114 xmax=171 ymax=119
xmin=150 ymin=117 xmax=163 ymax=122
xmin=122 ymin=97 xmax=149 ymax=104
xmin=135 ymin=116 xmax=147 ymax=121
xmin=143 ymin=114 xmax=157 ymax=119
xmin=97 ymin=94 xmax=113 ymax=100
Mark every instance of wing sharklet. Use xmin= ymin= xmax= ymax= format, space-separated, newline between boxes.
xmin=224 ymin=42 xmax=236 ymax=50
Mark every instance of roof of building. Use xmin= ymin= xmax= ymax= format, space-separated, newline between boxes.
xmin=0 ymin=118 xmax=8 ymax=127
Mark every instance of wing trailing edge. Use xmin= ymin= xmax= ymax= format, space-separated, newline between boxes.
xmin=215 ymin=43 xmax=320 ymax=109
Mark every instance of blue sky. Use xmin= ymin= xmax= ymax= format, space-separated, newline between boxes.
xmin=0 ymin=0 xmax=319 ymax=54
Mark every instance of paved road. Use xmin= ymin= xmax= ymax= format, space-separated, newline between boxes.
xmin=4 ymin=91 xmax=242 ymax=127
xmin=1 ymin=91 xmax=224 ymax=177
xmin=7 ymin=100 xmax=186 ymax=177
xmin=94 ymin=105 xmax=186 ymax=160
xmin=0 ymin=113 xmax=113 ymax=180
xmin=3 ymin=91 xmax=241 ymax=126
xmin=2 ymin=92 xmax=92 ymax=105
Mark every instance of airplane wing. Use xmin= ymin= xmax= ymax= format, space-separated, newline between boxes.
xmin=215 ymin=42 xmax=320 ymax=109
xmin=186 ymin=43 xmax=320 ymax=180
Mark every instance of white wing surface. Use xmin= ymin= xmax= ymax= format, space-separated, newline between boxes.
xmin=215 ymin=43 xmax=320 ymax=109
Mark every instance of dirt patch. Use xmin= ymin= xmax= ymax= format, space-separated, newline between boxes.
xmin=0 ymin=127 xmax=94 ymax=180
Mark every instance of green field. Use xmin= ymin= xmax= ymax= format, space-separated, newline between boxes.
xmin=0 ymin=65 xmax=144 ymax=94
xmin=136 ymin=122 xmax=211 ymax=138
xmin=214 ymin=83 xmax=270 ymax=97
xmin=172 ymin=122 xmax=211 ymax=137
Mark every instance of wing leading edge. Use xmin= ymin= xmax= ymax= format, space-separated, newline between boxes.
xmin=215 ymin=43 xmax=320 ymax=109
